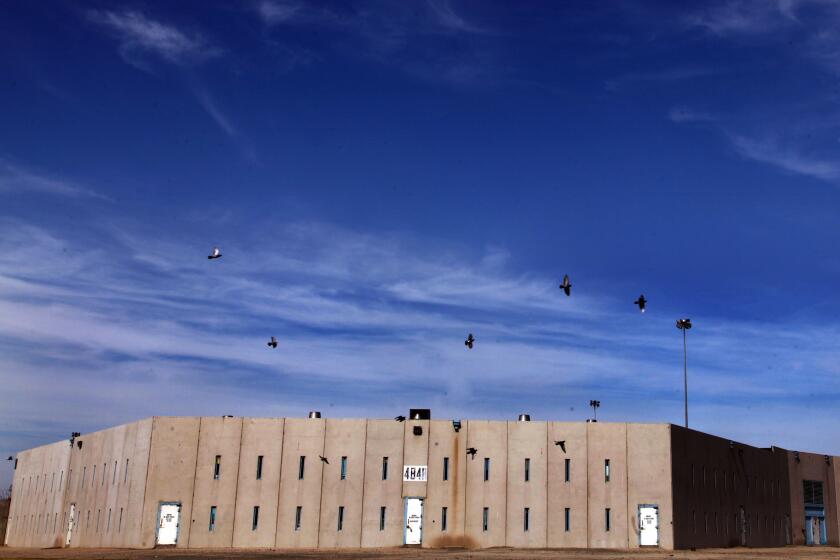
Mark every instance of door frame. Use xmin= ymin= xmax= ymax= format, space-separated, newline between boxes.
xmin=65 ymin=503 xmax=76 ymax=547
xmin=403 ymin=497 xmax=424 ymax=546
xmin=637 ymin=504 xmax=659 ymax=547
xmin=155 ymin=502 xmax=182 ymax=546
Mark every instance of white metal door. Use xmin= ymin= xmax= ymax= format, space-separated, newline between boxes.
xmin=156 ymin=503 xmax=181 ymax=545
xmin=65 ymin=504 xmax=75 ymax=546
xmin=404 ymin=498 xmax=423 ymax=545
xmin=639 ymin=505 xmax=659 ymax=546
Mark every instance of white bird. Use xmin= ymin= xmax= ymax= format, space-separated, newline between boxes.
xmin=208 ymin=247 xmax=222 ymax=260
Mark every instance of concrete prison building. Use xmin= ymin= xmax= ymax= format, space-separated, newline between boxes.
xmin=4 ymin=411 xmax=839 ymax=550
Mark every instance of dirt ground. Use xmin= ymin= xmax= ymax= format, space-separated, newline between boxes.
xmin=1 ymin=547 xmax=840 ymax=560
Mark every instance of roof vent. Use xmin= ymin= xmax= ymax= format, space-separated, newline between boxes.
xmin=308 ymin=411 xmax=322 ymax=419
xmin=518 ymin=414 xmax=531 ymax=422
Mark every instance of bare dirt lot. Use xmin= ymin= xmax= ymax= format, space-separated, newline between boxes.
xmin=1 ymin=547 xmax=840 ymax=560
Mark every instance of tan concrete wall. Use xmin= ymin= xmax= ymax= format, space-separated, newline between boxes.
xmin=627 ymin=423 xmax=673 ymax=549
xmin=587 ymin=422 xmax=628 ymax=548
xmin=4 ymin=440 xmax=70 ymax=548
xmin=546 ymin=422 xmax=587 ymax=547
xmin=232 ymin=418 xmax=284 ymax=548
xmin=13 ymin=416 xmax=837 ymax=552
xmin=423 ymin=420 xmax=468 ymax=548
xmin=274 ymin=417 xmax=325 ymax=548
xmin=402 ymin=418 xmax=429 ymax=500
xmin=505 ymin=420 xmax=547 ymax=548
xmin=465 ymin=420 xmax=507 ymax=548
xmin=317 ymin=419 xmax=366 ymax=548
xmin=787 ymin=451 xmax=838 ymax=545
xmin=139 ymin=417 xmax=200 ymax=548
xmin=18 ymin=419 xmax=153 ymax=550
xmin=187 ymin=417 xmax=243 ymax=548
xmin=360 ymin=420 xmax=403 ymax=548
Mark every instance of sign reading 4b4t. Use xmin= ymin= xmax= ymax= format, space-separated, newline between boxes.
xmin=403 ymin=465 xmax=428 ymax=482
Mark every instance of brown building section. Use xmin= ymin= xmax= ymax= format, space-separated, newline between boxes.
xmin=671 ymin=425 xmax=791 ymax=549
xmin=4 ymin=415 xmax=839 ymax=551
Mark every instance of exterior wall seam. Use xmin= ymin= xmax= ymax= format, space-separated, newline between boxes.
xmin=272 ymin=419 xmax=287 ymax=548
xmin=358 ymin=420 xmax=369 ymax=548
xmin=186 ymin=417 xmax=204 ymax=548
xmin=316 ymin=420 xmax=327 ymax=548
xmin=228 ymin=418 xmax=245 ymax=548
xmin=136 ymin=418 xmax=154 ymax=549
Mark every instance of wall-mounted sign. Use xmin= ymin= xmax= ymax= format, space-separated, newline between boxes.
xmin=403 ymin=465 xmax=428 ymax=482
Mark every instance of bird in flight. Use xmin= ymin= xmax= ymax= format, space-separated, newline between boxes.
xmin=466 ymin=447 xmax=477 ymax=457
xmin=554 ymin=440 xmax=566 ymax=453
xmin=208 ymin=247 xmax=222 ymax=260
xmin=267 ymin=336 xmax=278 ymax=348
xmin=634 ymin=294 xmax=647 ymax=313
xmin=560 ymin=274 xmax=571 ymax=296
xmin=395 ymin=415 xmax=406 ymax=422
xmin=464 ymin=333 xmax=475 ymax=349
xmin=319 ymin=455 xmax=329 ymax=464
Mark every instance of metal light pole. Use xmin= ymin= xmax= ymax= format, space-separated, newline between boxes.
xmin=676 ymin=318 xmax=692 ymax=428
xmin=589 ymin=399 xmax=600 ymax=422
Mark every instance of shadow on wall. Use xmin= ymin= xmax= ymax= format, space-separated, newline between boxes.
xmin=0 ymin=498 xmax=10 ymax=546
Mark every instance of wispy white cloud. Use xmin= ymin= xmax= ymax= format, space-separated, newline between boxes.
xmin=0 ymin=159 xmax=110 ymax=200
xmin=89 ymin=10 xmax=218 ymax=68
xmin=729 ymin=134 xmax=840 ymax=181
xmin=667 ymin=106 xmax=717 ymax=124
xmin=1 ymin=214 xmax=839 ymax=490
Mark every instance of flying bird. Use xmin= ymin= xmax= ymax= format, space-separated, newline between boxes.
xmin=464 ymin=333 xmax=475 ymax=349
xmin=466 ymin=447 xmax=477 ymax=457
xmin=267 ymin=336 xmax=278 ymax=348
xmin=554 ymin=441 xmax=566 ymax=453
xmin=560 ymin=274 xmax=571 ymax=296
xmin=208 ymin=247 xmax=222 ymax=260
xmin=319 ymin=455 xmax=329 ymax=464
xmin=634 ymin=294 xmax=647 ymax=313
xmin=6 ymin=456 xmax=12 ymax=461
xmin=395 ymin=415 xmax=406 ymax=422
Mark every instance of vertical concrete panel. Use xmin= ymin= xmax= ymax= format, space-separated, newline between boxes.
xmin=402 ymin=418 xmax=429 ymax=499
xmin=360 ymin=420 xmax=403 ymax=548
xmin=587 ymin=422 xmax=628 ymax=548
xmin=506 ymin=420 xmax=547 ymax=548
xmin=187 ymin=416 xmax=243 ymax=548
xmin=140 ymin=417 xmax=200 ymax=548
xmin=627 ymin=424 xmax=673 ymax=549
xmin=232 ymin=418 xmax=284 ymax=548
xmin=275 ymin=417 xmax=325 ymax=548
xmin=5 ymin=440 xmax=70 ymax=548
xmin=318 ymin=419 xmax=366 ymax=548
xmin=546 ymin=422 xmax=587 ymax=547
xmin=424 ymin=420 xmax=469 ymax=548
xmin=125 ymin=419 xmax=153 ymax=548
xmin=465 ymin=421 xmax=507 ymax=548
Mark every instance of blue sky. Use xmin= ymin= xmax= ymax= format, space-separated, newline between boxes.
xmin=2 ymin=0 xmax=840 ymax=490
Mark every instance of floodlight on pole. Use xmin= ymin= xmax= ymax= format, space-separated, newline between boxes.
xmin=676 ymin=318 xmax=692 ymax=428
xmin=589 ymin=399 xmax=601 ymax=422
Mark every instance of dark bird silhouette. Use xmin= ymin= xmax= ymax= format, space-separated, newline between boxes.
xmin=554 ymin=441 xmax=566 ymax=453
xmin=465 ymin=333 xmax=475 ymax=349
xmin=634 ymin=294 xmax=647 ymax=313
xmin=466 ymin=447 xmax=477 ymax=457
xmin=560 ymin=274 xmax=571 ymax=296
xmin=208 ymin=246 xmax=222 ymax=260
xmin=6 ymin=456 xmax=12 ymax=461
xmin=395 ymin=415 xmax=406 ymax=422
xmin=319 ymin=455 xmax=329 ymax=464
xmin=267 ymin=336 xmax=278 ymax=348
